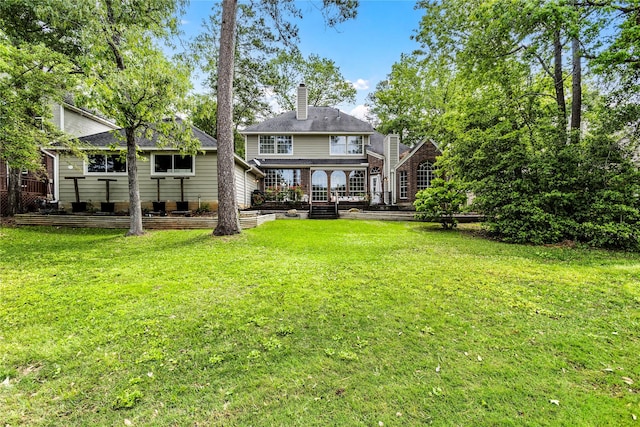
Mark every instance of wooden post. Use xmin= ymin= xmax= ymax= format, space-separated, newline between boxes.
xmin=97 ymin=178 xmax=117 ymax=202
xmin=64 ymin=177 xmax=85 ymax=203
xmin=174 ymin=176 xmax=189 ymax=202
xmin=152 ymin=177 xmax=165 ymax=201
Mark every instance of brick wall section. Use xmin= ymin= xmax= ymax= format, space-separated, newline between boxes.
xmin=367 ymin=154 xmax=384 ymax=175
xmin=395 ymin=142 xmax=441 ymax=205
xmin=300 ymin=168 xmax=310 ymax=196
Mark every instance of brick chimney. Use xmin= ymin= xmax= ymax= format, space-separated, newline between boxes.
xmin=296 ymin=83 xmax=308 ymax=120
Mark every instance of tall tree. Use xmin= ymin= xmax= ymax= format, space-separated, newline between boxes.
xmin=408 ymin=0 xmax=640 ymax=248
xmin=191 ymin=3 xmax=283 ymax=131
xmin=366 ymin=53 xmax=457 ymax=146
xmin=77 ymin=0 xmax=197 ymax=236
xmin=190 ymin=95 xmax=246 ymax=158
xmin=212 ymin=0 xmax=359 ymax=235
xmin=267 ymin=51 xmax=356 ymax=111
xmin=214 ymin=0 xmax=241 ymax=235
xmin=0 ymin=0 xmax=82 ymax=216
xmin=0 ymin=0 xmax=196 ymax=234
xmin=0 ymin=32 xmax=73 ymax=215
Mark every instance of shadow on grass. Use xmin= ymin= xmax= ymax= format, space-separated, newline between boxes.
xmin=410 ymin=221 xmax=637 ymax=265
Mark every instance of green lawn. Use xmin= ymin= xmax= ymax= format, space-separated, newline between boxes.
xmin=1 ymin=220 xmax=639 ymax=426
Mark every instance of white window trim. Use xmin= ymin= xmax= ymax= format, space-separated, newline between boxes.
xmin=329 ymin=135 xmax=364 ymax=156
xmin=258 ymin=135 xmax=294 ymax=156
xmin=150 ymin=153 xmax=196 ymax=177
xmin=399 ymin=170 xmax=408 ymax=199
xmin=348 ymin=170 xmax=366 ymax=196
xmin=84 ymin=153 xmax=128 ymax=176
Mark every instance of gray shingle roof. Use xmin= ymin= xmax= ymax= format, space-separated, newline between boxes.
xmin=77 ymin=124 xmax=217 ymax=150
xmin=243 ymin=107 xmax=375 ymax=134
xmin=366 ymin=132 xmax=411 ymax=156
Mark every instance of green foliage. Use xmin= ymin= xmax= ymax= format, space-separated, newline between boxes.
xmin=112 ymin=388 xmax=143 ymax=410
xmin=366 ymin=54 xmax=457 ymax=147
xmin=1 ymin=222 xmax=640 ymax=424
xmin=267 ymin=51 xmax=356 ymax=110
xmin=191 ymin=4 xmax=356 ymax=127
xmin=190 ymin=4 xmax=285 ymax=129
xmin=0 ymin=35 xmax=74 ymax=172
xmin=189 ymin=94 xmax=246 ymax=158
xmin=414 ymin=177 xmax=467 ymax=229
xmin=0 ymin=0 xmax=196 ymax=229
xmin=393 ymin=0 xmax=640 ymax=250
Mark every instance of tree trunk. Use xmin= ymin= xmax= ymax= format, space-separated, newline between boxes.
xmin=553 ymin=28 xmax=567 ymax=134
xmin=7 ymin=167 xmax=22 ymax=216
xmin=214 ymin=0 xmax=241 ymax=236
xmin=125 ymin=127 xmax=144 ymax=236
xmin=570 ymin=36 xmax=582 ymax=143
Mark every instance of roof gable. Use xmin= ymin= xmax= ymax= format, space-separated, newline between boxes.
xmin=243 ymin=106 xmax=374 ymax=134
xmin=394 ymin=139 xmax=441 ymax=170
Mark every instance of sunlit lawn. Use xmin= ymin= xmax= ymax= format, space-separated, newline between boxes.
xmin=1 ymin=220 xmax=639 ymax=426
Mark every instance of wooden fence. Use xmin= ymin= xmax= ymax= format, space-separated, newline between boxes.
xmin=15 ymin=213 xmax=276 ymax=230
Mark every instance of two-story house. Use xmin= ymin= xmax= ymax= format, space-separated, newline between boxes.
xmin=242 ymin=84 xmax=441 ymax=209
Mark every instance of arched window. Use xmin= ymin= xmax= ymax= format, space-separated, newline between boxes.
xmin=417 ymin=161 xmax=435 ymax=190
xmin=370 ymin=166 xmax=381 ymax=175
xmin=349 ymin=170 xmax=365 ymax=195
xmin=330 ymin=171 xmax=347 ymax=198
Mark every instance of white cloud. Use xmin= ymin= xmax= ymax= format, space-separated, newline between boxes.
xmin=349 ymin=104 xmax=370 ymax=121
xmin=351 ymin=79 xmax=370 ymax=91
xmin=180 ymin=19 xmax=190 ymax=25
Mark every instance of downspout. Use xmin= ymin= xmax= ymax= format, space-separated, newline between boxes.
xmin=244 ymin=167 xmax=251 ymax=208
xmin=391 ymin=170 xmax=396 ymax=205
xmin=41 ymin=149 xmax=59 ymax=202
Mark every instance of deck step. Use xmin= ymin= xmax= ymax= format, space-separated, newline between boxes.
xmin=309 ymin=205 xmax=339 ymax=219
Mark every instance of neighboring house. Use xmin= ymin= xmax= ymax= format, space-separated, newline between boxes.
xmin=50 ymin=125 xmax=263 ymax=213
xmin=0 ymin=161 xmax=49 ymax=216
xmin=3 ymin=101 xmax=262 ymax=215
xmin=242 ymin=84 xmax=441 ymax=209
xmin=1 ymin=102 xmax=118 ymax=215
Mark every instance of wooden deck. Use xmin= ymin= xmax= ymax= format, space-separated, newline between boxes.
xmin=15 ymin=213 xmax=276 ymax=230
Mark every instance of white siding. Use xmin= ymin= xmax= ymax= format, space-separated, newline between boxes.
xmin=62 ymin=108 xmax=116 ymax=137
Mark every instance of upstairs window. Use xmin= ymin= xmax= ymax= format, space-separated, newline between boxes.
xmin=87 ymin=154 xmax=126 ymax=174
xmin=153 ymin=154 xmax=194 ymax=175
xmin=330 ymin=135 xmax=363 ymax=155
xmin=259 ymin=135 xmax=293 ymax=155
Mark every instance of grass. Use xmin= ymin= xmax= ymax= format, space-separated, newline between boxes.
xmin=0 ymin=220 xmax=639 ymax=426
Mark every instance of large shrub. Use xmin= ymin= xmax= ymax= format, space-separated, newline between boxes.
xmin=414 ymin=178 xmax=467 ymax=229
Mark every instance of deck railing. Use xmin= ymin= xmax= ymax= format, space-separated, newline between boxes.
xmin=0 ymin=175 xmax=48 ymax=195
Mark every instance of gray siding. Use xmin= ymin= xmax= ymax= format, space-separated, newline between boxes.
xmin=234 ymin=166 xmax=259 ymax=208
xmin=246 ymin=134 xmax=370 ymax=160
xmin=58 ymin=152 xmax=218 ymax=205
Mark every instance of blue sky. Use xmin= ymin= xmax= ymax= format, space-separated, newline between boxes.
xmin=179 ymin=1 xmax=424 ymax=119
